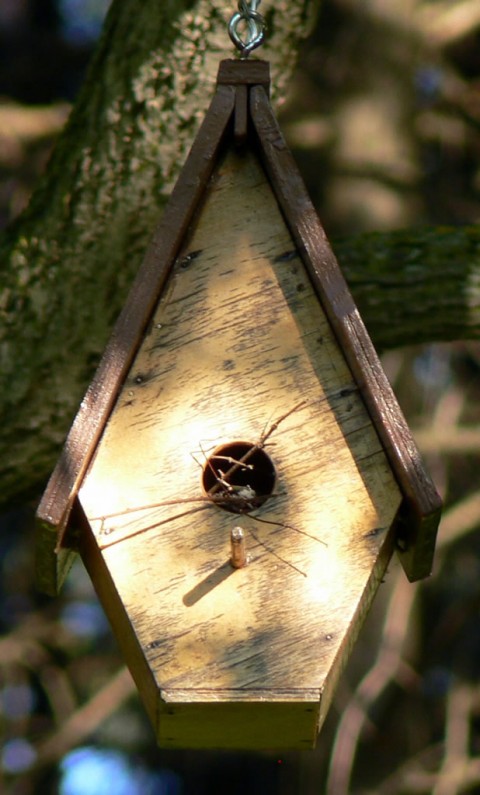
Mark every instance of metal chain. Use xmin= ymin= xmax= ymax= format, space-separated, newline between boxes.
xmin=228 ymin=0 xmax=266 ymax=58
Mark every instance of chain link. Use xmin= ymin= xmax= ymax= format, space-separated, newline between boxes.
xmin=228 ymin=0 xmax=266 ymax=58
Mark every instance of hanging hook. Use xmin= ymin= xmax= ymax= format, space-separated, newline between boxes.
xmin=228 ymin=0 xmax=266 ymax=58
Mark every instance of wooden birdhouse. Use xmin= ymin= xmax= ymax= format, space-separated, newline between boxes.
xmin=36 ymin=60 xmax=441 ymax=750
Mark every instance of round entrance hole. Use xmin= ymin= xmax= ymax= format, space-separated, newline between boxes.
xmin=202 ymin=441 xmax=276 ymax=513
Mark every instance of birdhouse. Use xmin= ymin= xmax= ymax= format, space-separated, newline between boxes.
xmin=36 ymin=60 xmax=441 ymax=750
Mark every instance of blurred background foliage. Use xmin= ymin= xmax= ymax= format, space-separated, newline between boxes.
xmin=2 ymin=1 xmax=480 ymax=793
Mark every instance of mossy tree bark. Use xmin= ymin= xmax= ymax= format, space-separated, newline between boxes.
xmin=1 ymin=0 xmax=479 ymax=510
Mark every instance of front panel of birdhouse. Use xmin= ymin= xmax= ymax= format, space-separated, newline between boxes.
xmin=77 ymin=145 xmax=402 ymax=749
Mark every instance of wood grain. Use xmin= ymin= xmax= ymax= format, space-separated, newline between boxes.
xmin=35 ymin=59 xmax=440 ymax=746
xmin=35 ymin=83 xmax=236 ymax=595
xmin=78 ymin=147 xmax=402 ymax=748
xmin=249 ymin=85 xmax=441 ymax=582
xmin=217 ymin=59 xmax=270 ymax=89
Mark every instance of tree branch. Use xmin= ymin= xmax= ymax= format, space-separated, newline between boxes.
xmin=336 ymin=225 xmax=480 ymax=350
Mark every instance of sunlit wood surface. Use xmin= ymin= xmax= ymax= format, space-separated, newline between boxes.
xmin=78 ymin=147 xmax=402 ymax=748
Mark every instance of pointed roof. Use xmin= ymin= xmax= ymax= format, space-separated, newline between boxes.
xmin=36 ymin=60 xmax=440 ymax=595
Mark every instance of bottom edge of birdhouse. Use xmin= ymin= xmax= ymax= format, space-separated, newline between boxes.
xmin=155 ymin=689 xmax=322 ymax=750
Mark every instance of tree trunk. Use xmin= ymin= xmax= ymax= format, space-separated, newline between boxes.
xmin=1 ymin=0 xmax=479 ymax=511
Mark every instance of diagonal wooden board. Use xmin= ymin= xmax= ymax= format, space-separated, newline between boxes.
xmin=78 ymin=145 xmax=402 ymax=748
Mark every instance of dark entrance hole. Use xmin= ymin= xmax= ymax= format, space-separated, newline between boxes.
xmin=202 ymin=441 xmax=276 ymax=513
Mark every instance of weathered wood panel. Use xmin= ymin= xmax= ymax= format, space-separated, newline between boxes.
xmin=78 ymin=147 xmax=402 ymax=748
